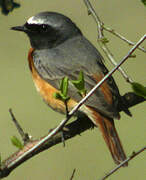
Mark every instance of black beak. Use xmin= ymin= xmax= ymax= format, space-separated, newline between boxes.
xmin=11 ymin=25 xmax=26 ymax=32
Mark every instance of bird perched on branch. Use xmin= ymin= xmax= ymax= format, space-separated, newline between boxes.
xmin=11 ymin=11 xmax=131 ymax=165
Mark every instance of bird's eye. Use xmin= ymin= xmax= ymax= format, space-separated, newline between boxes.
xmin=42 ymin=24 xmax=48 ymax=32
xmin=25 ymin=23 xmax=41 ymax=32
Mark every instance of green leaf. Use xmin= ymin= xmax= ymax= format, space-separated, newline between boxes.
xmin=53 ymin=92 xmax=70 ymax=102
xmin=53 ymin=92 xmax=62 ymax=99
xmin=53 ymin=77 xmax=70 ymax=102
xmin=71 ymin=71 xmax=86 ymax=97
xmin=141 ymin=0 xmax=146 ymax=6
xmin=60 ymin=77 xmax=69 ymax=97
xmin=11 ymin=136 xmax=23 ymax=150
xmin=129 ymin=54 xmax=136 ymax=58
xmin=71 ymin=71 xmax=84 ymax=90
xmin=99 ymin=37 xmax=109 ymax=44
xmin=131 ymin=82 xmax=146 ymax=98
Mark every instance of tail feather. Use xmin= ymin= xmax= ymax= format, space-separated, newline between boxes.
xmin=89 ymin=109 xmax=128 ymax=166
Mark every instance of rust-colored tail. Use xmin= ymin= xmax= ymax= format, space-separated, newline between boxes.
xmin=91 ymin=110 xmax=128 ymax=166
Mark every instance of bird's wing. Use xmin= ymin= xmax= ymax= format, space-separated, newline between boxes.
xmin=33 ymin=35 xmax=121 ymax=118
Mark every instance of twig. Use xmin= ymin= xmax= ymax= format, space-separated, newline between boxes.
xmin=61 ymin=101 xmax=69 ymax=147
xmin=0 ymin=116 xmax=93 ymax=178
xmin=65 ymin=101 xmax=69 ymax=118
xmin=9 ymin=109 xmax=30 ymax=143
xmin=83 ymin=0 xmax=103 ymax=38
xmin=69 ymin=168 xmax=76 ymax=180
xmin=83 ymin=0 xmax=134 ymax=83
xmin=103 ymin=26 xmax=146 ymax=53
xmin=100 ymin=146 xmax=146 ymax=180
xmin=99 ymin=43 xmax=133 ymax=83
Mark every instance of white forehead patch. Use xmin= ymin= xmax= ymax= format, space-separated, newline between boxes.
xmin=27 ymin=16 xmax=45 ymax=25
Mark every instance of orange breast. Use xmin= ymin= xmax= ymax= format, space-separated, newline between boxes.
xmin=28 ymin=48 xmax=77 ymax=114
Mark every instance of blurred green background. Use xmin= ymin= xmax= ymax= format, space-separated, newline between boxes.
xmin=0 ymin=0 xmax=146 ymax=179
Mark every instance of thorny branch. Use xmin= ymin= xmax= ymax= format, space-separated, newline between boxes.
xmin=0 ymin=35 xmax=145 ymax=178
xmin=83 ymin=0 xmax=146 ymax=83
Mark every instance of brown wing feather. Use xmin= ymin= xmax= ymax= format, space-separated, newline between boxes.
xmin=87 ymin=106 xmax=127 ymax=166
xmin=92 ymin=73 xmax=113 ymax=105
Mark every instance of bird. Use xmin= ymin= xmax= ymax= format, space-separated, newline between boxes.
xmin=11 ymin=11 xmax=130 ymax=165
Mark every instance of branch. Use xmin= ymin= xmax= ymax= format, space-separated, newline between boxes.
xmin=9 ymin=109 xmax=30 ymax=144
xmin=100 ymin=146 xmax=146 ymax=180
xmin=0 ymin=116 xmax=93 ymax=178
xmin=83 ymin=0 xmax=131 ymax=83
xmin=103 ymin=26 xmax=146 ymax=53
xmin=83 ymin=0 xmax=146 ymax=83
xmin=0 ymin=34 xmax=145 ymax=178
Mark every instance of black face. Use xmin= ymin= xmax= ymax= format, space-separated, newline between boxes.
xmin=11 ymin=11 xmax=82 ymax=49
xmin=24 ymin=22 xmax=57 ymax=35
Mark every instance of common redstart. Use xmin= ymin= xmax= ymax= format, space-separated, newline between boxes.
xmin=11 ymin=12 xmax=130 ymax=165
